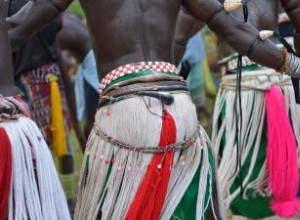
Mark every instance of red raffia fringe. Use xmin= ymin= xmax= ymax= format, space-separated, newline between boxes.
xmin=125 ymin=110 xmax=176 ymax=220
xmin=266 ymin=85 xmax=300 ymax=217
xmin=0 ymin=127 xmax=13 ymax=220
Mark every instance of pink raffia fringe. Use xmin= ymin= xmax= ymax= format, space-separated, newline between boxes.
xmin=266 ymin=85 xmax=300 ymax=218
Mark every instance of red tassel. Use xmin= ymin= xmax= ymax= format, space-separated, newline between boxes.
xmin=125 ymin=110 xmax=176 ymax=220
xmin=266 ymin=85 xmax=300 ymax=217
xmin=0 ymin=127 xmax=13 ymax=219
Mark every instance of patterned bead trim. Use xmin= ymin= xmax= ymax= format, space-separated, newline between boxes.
xmin=17 ymin=63 xmax=60 ymax=84
xmin=100 ymin=61 xmax=177 ymax=91
xmin=92 ymin=124 xmax=202 ymax=154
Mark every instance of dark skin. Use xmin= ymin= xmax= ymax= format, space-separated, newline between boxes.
xmin=0 ymin=0 xmax=18 ymax=96
xmin=56 ymin=12 xmax=96 ymax=141
xmin=57 ymin=13 xmax=91 ymax=151
xmin=7 ymin=0 xmax=293 ymax=81
xmin=56 ymin=13 xmax=90 ymax=63
xmin=174 ymin=0 xmax=300 ymax=62
xmin=218 ymin=0 xmax=300 ymax=59
xmin=174 ymin=8 xmax=205 ymax=65
xmin=4 ymin=0 xmax=300 ymax=218
xmin=58 ymin=56 xmax=87 ymax=153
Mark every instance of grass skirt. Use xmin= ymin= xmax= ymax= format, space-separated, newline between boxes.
xmin=0 ymin=117 xmax=70 ymax=219
xmin=75 ymin=92 xmax=224 ymax=220
xmin=211 ymin=68 xmax=300 ymax=218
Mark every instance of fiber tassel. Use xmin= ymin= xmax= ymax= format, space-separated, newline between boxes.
xmin=266 ymin=85 xmax=300 ymax=217
xmin=0 ymin=127 xmax=12 ymax=220
xmin=47 ymin=74 xmax=68 ymax=157
xmin=125 ymin=110 xmax=176 ymax=220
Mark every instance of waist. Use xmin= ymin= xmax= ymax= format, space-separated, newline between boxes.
xmin=99 ymin=61 xmax=180 ymax=93
xmin=219 ymin=54 xmax=262 ymax=75
xmin=99 ymin=80 xmax=187 ymax=108
xmin=220 ymin=69 xmax=291 ymax=91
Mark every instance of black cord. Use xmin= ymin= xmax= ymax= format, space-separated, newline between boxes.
xmin=234 ymin=2 xmax=248 ymax=199
xmin=242 ymin=2 xmax=248 ymax=22
xmin=236 ymin=54 xmax=244 ymax=198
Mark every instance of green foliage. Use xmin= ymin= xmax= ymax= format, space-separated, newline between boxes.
xmin=67 ymin=1 xmax=85 ymax=20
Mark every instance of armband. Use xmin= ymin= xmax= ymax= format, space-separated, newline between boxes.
xmin=279 ymin=50 xmax=300 ymax=79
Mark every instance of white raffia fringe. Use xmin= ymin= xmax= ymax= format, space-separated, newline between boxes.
xmin=0 ymin=117 xmax=71 ymax=220
xmin=211 ymin=68 xmax=300 ymax=208
xmin=74 ymin=92 xmax=221 ymax=220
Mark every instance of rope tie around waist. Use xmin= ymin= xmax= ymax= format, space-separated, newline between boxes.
xmin=220 ymin=76 xmax=291 ymax=91
xmin=98 ymin=81 xmax=187 ymax=108
xmin=92 ymin=124 xmax=200 ymax=154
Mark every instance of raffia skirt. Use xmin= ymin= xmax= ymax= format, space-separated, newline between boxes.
xmin=75 ymin=91 xmax=224 ymax=220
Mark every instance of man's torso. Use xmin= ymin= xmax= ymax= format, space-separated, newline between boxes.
xmin=79 ymin=0 xmax=182 ymax=78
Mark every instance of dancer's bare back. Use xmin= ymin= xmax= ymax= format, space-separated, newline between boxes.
xmin=80 ymin=0 xmax=182 ymax=76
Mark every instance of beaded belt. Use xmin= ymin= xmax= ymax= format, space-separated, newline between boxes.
xmin=99 ymin=61 xmax=178 ymax=93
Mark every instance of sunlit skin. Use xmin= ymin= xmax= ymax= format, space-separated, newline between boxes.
xmin=7 ymin=0 xmax=298 ymax=82
xmin=2 ymin=0 xmax=299 ymax=218
xmin=174 ymin=0 xmax=300 ymax=62
xmin=218 ymin=0 xmax=300 ymax=59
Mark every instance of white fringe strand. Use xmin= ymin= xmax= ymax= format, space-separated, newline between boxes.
xmin=0 ymin=117 xmax=71 ymax=220
xmin=212 ymin=69 xmax=300 ymax=208
xmin=75 ymin=93 xmax=220 ymax=220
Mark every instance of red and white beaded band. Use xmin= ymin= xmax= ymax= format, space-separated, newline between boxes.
xmin=99 ymin=61 xmax=177 ymax=92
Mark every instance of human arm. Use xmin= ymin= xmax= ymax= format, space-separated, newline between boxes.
xmin=0 ymin=2 xmax=29 ymax=116
xmin=7 ymin=0 xmax=73 ymax=51
xmin=174 ymin=7 xmax=205 ymax=64
xmin=56 ymin=13 xmax=94 ymax=151
xmin=0 ymin=0 xmax=18 ymax=96
xmin=280 ymin=0 xmax=300 ymax=55
xmin=57 ymin=55 xmax=86 ymax=152
xmin=56 ymin=13 xmax=91 ymax=63
xmin=182 ymin=0 xmax=286 ymax=70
